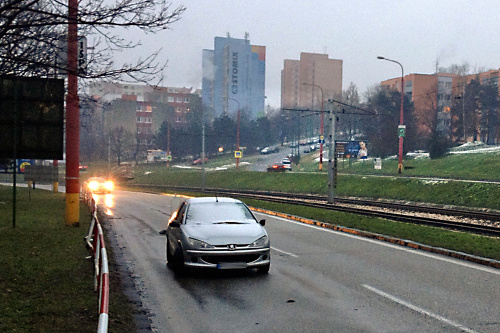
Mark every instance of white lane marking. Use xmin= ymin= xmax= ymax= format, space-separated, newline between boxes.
xmin=255 ymin=212 xmax=500 ymax=276
xmin=362 ymin=284 xmax=478 ymax=333
xmin=271 ymin=246 xmax=298 ymax=257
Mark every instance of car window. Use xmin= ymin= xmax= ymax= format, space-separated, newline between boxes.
xmin=176 ymin=203 xmax=187 ymax=223
xmin=185 ymin=202 xmax=256 ymax=225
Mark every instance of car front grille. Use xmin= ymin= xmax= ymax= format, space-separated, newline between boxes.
xmin=201 ymin=254 xmax=261 ymax=264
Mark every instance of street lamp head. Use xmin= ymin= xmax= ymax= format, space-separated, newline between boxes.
xmin=377 ymin=56 xmax=385 ymax=60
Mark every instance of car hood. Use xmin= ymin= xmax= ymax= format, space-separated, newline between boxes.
xmin=182 ymin=223 xmax=267 ymax=245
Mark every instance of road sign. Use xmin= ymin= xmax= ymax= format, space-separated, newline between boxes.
xmin=234 ymin=150 xmax=242 ymax=158
xmin=398 ymin=125 xmax=406 ymax=138
xmin=166 ymin=155 xmax=172 ymax=161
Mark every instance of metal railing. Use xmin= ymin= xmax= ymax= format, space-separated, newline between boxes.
xmin=83 ymin=189 xmax=109 ymax=333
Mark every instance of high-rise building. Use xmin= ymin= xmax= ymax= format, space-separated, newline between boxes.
xmin=281 ymin=52 xmax=343 ymax=110
xmin=202 ymin=35 xmax=266 ymax=120
xmin=381 ymin=73 xmax=456 ymax=138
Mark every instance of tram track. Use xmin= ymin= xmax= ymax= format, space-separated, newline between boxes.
xmin=128 ymin=184 xmax=500 ymax=237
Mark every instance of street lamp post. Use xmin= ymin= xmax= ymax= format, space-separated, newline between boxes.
xmin=303 ymin=83 xmax=324 ymax=171
xmin=377 ymin=56 xmax=405 ymax=174
xmin=228 ymin=98 xmax=241 ymax=169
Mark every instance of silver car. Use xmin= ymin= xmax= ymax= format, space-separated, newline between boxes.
xmin=165 ymin=197 xmax=270 ymax=274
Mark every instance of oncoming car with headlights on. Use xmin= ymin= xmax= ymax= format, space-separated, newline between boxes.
xmin=85 ymin=177 xmax=114 ymax=194
xmin=165 ymin=197 xmax=270 ymax=274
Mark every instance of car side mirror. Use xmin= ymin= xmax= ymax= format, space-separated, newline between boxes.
xmin=169 ymin=221 xmax=181 ymax=228
xmin=259 ymin=219 xmax=266 ymax=226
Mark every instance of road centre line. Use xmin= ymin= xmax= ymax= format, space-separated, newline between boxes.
xmin=255 ymin=212 xmax=500 ymax=276
xmin=362 ymin=284 xmax=478 ymax=333
xmin=271 ymin=246 xmax=298 ymax=257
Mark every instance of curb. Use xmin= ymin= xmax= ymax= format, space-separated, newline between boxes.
xmin=250 ymin=206 xmax=500 ymax=270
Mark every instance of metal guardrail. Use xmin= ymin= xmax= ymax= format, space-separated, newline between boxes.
xmin=83 ymin=189 xmax=109 ymax=333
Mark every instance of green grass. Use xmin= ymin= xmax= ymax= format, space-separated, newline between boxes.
xmin=0 ymin=186 xmax=136 ymax=333
xmin=322 ymin=151 xmax=500 ymax=180
xmin=127 ymin=163 xmax=500 ymax=211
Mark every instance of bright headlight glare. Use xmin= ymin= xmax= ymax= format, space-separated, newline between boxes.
xmin=188 ymin=238 xmax=214 ymax=249
xmin=88 ymin=181 xmax=98 ymax=191
xmin=104 ymin=181 xmax=114 ymax=190
xmin=250 ymin=235 xmax=268 ymax=248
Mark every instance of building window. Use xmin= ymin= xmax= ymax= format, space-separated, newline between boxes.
xmin=175 ymin=97 xmax=182 ymax=102
xmin=168 ymin=96 xmax=174 ymax=102
xmin=184 ymin=97 xmax=190 ymax=103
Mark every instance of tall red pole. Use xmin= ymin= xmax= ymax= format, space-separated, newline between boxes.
xmin=319 ymin=98 xmax=324 ymax=171
xmin=166 ymin=122 xmax=170 ymax=167
xmin=377 ymin=56 xmax=404 ymax=174
xmin=236 ymin=108 xmax=240 ymax=169
xmin=228 ymin=98 xmax=240 ymax=169
xmin=398 ymin=75 xmax=404 ymax=174
xmin=65 ymin=0 xmax=80 ymax=226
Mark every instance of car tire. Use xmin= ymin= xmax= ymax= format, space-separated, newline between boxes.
xmin=257 ymin=263 xmax=270 ymax=274
xmin=166 ymin=241 xmax=173 ymax=268
xmin=170 ymin=247 xmax=186 ymax=275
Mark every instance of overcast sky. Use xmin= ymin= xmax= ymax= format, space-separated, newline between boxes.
xmin=127 ymin=0 xmax=499 ymax=108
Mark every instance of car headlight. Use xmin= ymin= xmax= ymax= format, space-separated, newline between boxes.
xmin=104 ymin=181 xmax=114 ymax=191
xmin=88 ymin=181 xmax=98 ymax=191
xmin=249 ymin=235 xmax=268 ymax=248
xmin=188 ymin=238 xmax=215 ymax=249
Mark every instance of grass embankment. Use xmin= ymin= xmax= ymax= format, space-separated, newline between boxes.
xmin=0 ymin=186 xmax=136 ymax=333
xmin=128 ymin=161 xmax=500 ymax=210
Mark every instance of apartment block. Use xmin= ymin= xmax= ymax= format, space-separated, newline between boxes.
xmin=202 ymin=35 xmax=266 ymax=120
xmin=381 ymin=68 xmax=500 ymax=144
xmin=281 ymin=52 xmax=343 ymax=110
xmin=88 ymin=82 xmax=198 ymax=148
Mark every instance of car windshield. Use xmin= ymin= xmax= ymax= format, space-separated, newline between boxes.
xmin=185 ymin=201 xmax=256 ymax=225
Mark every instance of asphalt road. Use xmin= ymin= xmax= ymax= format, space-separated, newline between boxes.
xmin=247 ymin=148 xmax=294 ymax=172
xmin=98 ymin=190 xmax=499 ymax=333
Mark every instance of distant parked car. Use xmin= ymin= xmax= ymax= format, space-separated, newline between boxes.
xmin=281 ymin=158 xmax=292 ymax=171
xmin=192 ymin=157 xmax=208 ymax=165
xmin=165 ymin=197 xmax=270 ymax=274
xmin=260 ymin=146 xmax=279 ymax=154
xmin=406 ymin=150 xmax=429 ymax=159
xmin=267 ymin=163 xmax=286 ymax=172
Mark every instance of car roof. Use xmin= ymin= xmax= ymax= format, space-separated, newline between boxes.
xmin=88 ymin=177 xmax=106 ymax=181
xmin=187 ymin=197 xmax=242 ymax=205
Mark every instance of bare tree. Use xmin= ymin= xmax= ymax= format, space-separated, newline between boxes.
xmin=340 ymin=82 xmax=361 ymax=140
xmin=0 ymin=0 xmax=185 ymax=84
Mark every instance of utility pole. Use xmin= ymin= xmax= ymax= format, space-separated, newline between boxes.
xmin=65 ymin=0 xmax=80 ymax=226
xmin=327 ymin=100 xmax=336 ymax=203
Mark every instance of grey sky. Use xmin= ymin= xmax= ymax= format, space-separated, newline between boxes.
xmin=128 ymin=0 xmax=499 ymax=108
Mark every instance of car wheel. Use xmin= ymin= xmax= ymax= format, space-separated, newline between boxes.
xmin=166 ymin=241 xmax=173 ymax=268
xmin=170 ymin=247 xmax=186 ymax=275
xmin=257 ymin=263 xmax=270 ymax=274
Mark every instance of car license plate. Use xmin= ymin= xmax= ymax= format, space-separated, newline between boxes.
xmin=217 ymin=262 xmax=247 ymax=269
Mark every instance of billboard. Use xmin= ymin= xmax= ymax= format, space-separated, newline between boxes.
xmin=335 ymin=140 xmax=368 ymax=159
xmin=0 ymin=76 xmax=65 ymax=159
